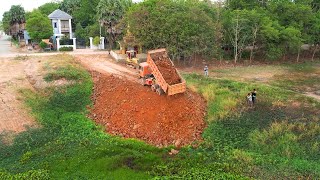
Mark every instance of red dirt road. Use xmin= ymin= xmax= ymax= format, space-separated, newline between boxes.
xmin=90 ymin=72 xmax=206 ymax=147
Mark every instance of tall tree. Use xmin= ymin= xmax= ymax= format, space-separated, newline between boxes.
xmin=309 ymin=12 xmax=320 ymax=61
xmin=74 ymin=0 xmax=100 ymax=27
xmin=280 ymin=27 xmax=303 ymax=62
xmin=38 ymin=2 xmax=60 ymax=16
xmin=223 ymin=10 xmax=252 ymax=63
xmin=97 ymin=0 xmax=132 ymax=49
xmin=126 ymin=0 xmax=215 ymax=60
xmin=9 ymin=5 xmax=25 ymax=24
xmin=1 ymin=11 xmax=11 ymax=34
xmin=60 ymin=0 xmax=81 ymax=16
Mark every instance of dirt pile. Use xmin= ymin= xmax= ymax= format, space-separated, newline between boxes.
xmin=90 ymin=72 xmax=206 ymax=147
xmin=151 ymin=52 xmax=181 ymax=85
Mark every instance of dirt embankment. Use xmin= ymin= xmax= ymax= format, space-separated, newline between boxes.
xmin=0 ymin=58 xmax=36 ymax=136
xmin=90 ymin=72 xmax=206 ymax=147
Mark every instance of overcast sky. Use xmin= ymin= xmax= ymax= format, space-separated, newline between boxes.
xmin=0 ymin=0 xmax=143 ymax=21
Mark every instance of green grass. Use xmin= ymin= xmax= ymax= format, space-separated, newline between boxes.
xmin=184 ymin=74 xmax=320 ymax=178
xmin=0 ymin=56 xmax=319 ymax=179
xmin=0 ymin=56 xmax=161 ymax=179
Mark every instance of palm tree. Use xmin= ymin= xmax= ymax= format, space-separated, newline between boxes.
xmin=9 ymin=5 xmax=25 ymax=24
xmin=96 ymin=0 xmax=132 ymax=49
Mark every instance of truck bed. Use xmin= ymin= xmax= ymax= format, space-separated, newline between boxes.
xmin=147 ymin=49 xmax=186 ymax=95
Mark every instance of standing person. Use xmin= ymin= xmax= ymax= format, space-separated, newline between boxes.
xmin=247 ymin=93 xmax=253 ymax=107
xmin=252 ymin=89 xmax=257 ymax=105
xmin=204 ymin=65 xmax=208 ymax=77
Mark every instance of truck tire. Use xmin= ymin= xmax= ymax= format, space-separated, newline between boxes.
xmin=140 ymin=78 xmax=146 ymax=86
xmin=151 ymin=85 xmax=156 ymax=92
xmin=156 ymin=87 xmax=164 ymax=95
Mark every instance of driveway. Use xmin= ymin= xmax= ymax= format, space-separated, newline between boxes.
xmin=0 ymin=35 xmax=15 ymax=56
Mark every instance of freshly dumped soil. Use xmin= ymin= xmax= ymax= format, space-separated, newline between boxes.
xmin=90 ymin=72 xmax=206 ymax=147
xmin=150 ymin=51 xmax=181 ymax=85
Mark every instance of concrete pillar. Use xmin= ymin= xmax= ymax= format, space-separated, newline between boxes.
xmin=89 ymin=37 xmax=93 ymax=49
xmin=58 ymin=19 xmax=61 ymax=34
xmin=72 ymin=38 xmax=76 ymax=50
xmin=100 ymin=37 xmax=105 ymax=50
xmin=57 ymin=38 xmax=60 ymax=51
xmin=69 ymin=19 xmax=72 ymax=39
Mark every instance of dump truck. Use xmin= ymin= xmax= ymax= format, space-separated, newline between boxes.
xmin=139 ymin=49 xmax=186 ymax=95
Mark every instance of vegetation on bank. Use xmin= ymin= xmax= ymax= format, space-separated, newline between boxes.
xmin=2 ymin=0 xmax=320 ymax=62
xmin=0 ymin=55 xmax=319 ymax=179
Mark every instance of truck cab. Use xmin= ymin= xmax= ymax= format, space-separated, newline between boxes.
xmin=139 ymin=62 xmax=152 ymax=78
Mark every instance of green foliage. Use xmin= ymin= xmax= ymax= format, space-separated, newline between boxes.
xmin=60 ymin=0 xmax=81 ymax=16
xmin=0 ymin=58 xmax=320 ymax=178
xmin=97 ymin=0 xmax=132 ymax=49
xmin=183 ymin=73 xmax=320 ymax=177
xmin=73 ymin=0 xmax=100 ymax=27
xmin=0 ymin=55 xmax=159 ymax=179
xmin=44 ymin=65 xmax=87 ymax=82
xmin=75 ymin=23 xmax=86 ymax=39
xmin=249 ymin=120 xmax=320 ymax=159
xmin=126 ymin=0 xmax=215 ymax=59
xmin=38 ymin=2 xmax=60 ymax=16
xmin=0 ymin=169 xmax=50 ymax=179
xmin=39 ymin=41 xmax=47 ymax=50
xmin=59 ymin=47 xmax=73 ymax=51
xmin=8 ymin=5 xmax=26 ymax=24
xmin=93 ymin=36 xmax=100 ymax=46
xmin=26 ymin=11 xmax=52 ymax=42
xmin=1 ymin=12 xmax=11 ymax=34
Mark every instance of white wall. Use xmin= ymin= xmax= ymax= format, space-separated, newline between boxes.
xmin=52 ymin=19 xmax=59 ymax=35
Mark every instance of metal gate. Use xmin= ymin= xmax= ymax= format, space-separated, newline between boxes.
xmin=76 ymin=38 xmax=87 ymax=49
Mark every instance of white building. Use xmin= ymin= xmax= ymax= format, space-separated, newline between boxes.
xmin=48 ymin=9 xmax=73 ymax=39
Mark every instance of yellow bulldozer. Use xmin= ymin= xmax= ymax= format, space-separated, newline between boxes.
xmin=126 ymin=50 xmax=139 ymax=68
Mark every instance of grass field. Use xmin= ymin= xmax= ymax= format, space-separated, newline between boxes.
xmin=0 ymin=56 xmax=319 ymax=179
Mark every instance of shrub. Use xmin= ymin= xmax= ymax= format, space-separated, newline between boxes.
xmin=39 ymin=41 xmax=47 ymax=49
xmin=93 ymin=36 xmax=100 ymax=46
xmin=59 ymin=47 xmax=73 ymax=51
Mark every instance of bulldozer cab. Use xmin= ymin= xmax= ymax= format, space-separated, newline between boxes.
xmin=139 ymin=62 xmax=152 ymax=78
xmin=126 ymin=50 xmax=136 ymax=59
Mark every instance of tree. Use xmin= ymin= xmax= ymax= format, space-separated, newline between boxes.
xmin=223 ymin=10 xmax=251 ymax=63
xmin=38 ymin=2 xmax=60 ymax=16
xmin=26 ymin=11 xmax=52 ymax=42
xmin=280 ymin=27 xmax=303 ymax=62
xmin=73 ymin=0 xmax=100 ymax=27
xmin=9 ymin=5 xmax=25 ymax=24
xmin=126 ymin=0 xmax=215 ymax=61
xmin=2 ymin=11 xmax=11 ymax=34
xmin=60 ymin=0 xmax=81 ymax=16
xmin=308 ymin=12 xmax=320 ymax=61
xmin=260 ymin=17 xmax=284 ymax=61
xmin=97 ymin=0 xmax=132 ymax=49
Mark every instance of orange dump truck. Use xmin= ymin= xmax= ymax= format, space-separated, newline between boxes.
xmin=139 ymin=49 xmax=186 ymax=95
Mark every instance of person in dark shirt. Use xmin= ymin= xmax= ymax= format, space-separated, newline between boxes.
xmin=251 ymin=89 xmax=257 ymax=105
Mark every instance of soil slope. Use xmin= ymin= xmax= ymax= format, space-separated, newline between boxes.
xmin=91 ymin=72 xmax=206 ymax=147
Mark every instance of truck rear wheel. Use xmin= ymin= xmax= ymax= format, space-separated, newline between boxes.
xmin=156 ymin=87 xmax=164 ymax=95
xmin=151 ymin=85 xmax=156 ymax=92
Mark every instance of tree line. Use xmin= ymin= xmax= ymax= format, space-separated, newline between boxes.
xmin=1 ymin=0 xmax=320 ymax=62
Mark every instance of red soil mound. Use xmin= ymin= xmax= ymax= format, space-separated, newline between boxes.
xmin=90 ymin=73 xmax=206 ymax=147
xmin=151 ymin=52 xmax=181 ymax=85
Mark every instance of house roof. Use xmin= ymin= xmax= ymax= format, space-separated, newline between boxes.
xmin=48 ymin=9 xmax=72 ymax=20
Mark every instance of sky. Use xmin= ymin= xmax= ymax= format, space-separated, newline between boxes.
xmin=0 ymin=0 xmax=143 ymax=21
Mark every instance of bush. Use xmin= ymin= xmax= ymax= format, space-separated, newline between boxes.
xmin=93 ymin=36 xmax=100 ymax=46
xmin=39 ymin=41 xmax=47 ymax=49
xmin=59 ymin=47 xmax=73 ymax=51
